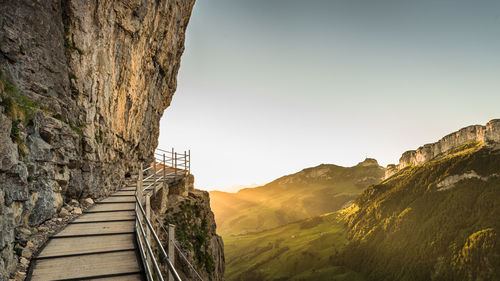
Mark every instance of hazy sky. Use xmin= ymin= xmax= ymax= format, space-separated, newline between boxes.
xmin=158 ymin=0 xmax=500 ymax=192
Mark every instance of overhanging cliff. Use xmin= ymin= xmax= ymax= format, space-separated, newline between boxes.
xmin=0 ymin=0 xmax=196 ymax=278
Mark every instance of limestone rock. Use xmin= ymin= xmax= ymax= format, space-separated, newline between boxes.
xmin=357 ymin=158 xmax=379 ymax=167
xmin=59 ymin=208 xmax=70 ymax=218
xmin=19 ymin=257 xmax=29 ymax=268
xmin=27 ymin=188 xmax=62 ymax=226
xmin=157 ymin=189 xmax=224 ymax=281
xmin=385 ymin=164 xmax=398 ymax=179
xmin=13 ymin=271 xmax=26 ymax=281
xmin=21 ymin=247 xmax=32 ymax=259
xmin=169 ymin=174 xmax=194 ymax=196
xmin=72 ymin=207 xmax=82 ymax=215
xmin=387 ymin=119 xmax=500 ymax=178
xmin=485 ymin=119 xmax=500 ymax=143
xmin=83 ymin=198 xmax=94 ymax=206
xmin=0 ymin=113 xmax=18 ymax=171
xmin=0 ymin=0 xmax=197 ymax=278
xmin=37 ymin=226 xmax=49 ymax=233
xmin=14 ymin=228 xmax=31 ymax=244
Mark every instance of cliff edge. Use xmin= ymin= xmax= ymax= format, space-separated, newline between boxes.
xmin=0 ymin=0 xmax=197 ymax=278
xmin=385 ymin=119 xmax=500 ymax=178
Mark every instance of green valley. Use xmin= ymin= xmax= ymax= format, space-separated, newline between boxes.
xmin=224 ymin=212 xmax=365 ymax=281
xmin=210 ymin=120 xmax=500 ymax=281
xmin=210 ymin=159 xmax=385 ymax=236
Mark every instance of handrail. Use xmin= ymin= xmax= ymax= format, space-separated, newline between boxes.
xmin=136 ymin=195 xmax=182 ymax=281
xmin=143 ymin=170 xmax=186 ymax=192
xmin=135 ymin=147 xmax=195 ymax=281
xmin=143 ymin=165 xmax=154 ymax=172
xmin=144 ymin=166 xmax=166 ymax=181
xmin=136 ymin=210 xmax=166 ymax=281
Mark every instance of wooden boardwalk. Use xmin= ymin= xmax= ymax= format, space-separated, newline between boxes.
xmin=29 ymin=187 xmax=144 ymax=281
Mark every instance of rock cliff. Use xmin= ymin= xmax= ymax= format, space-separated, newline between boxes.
xmin=0 ymin=0 xmax=197 ymax=278
xmin=151 ymin=176 xmax=225 ymax=281
xmin=385 ymin=119 xmax=500 ymax=178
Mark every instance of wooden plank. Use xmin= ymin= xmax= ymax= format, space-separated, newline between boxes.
xmin=86 ymin=203 xmax=135 ymax=213
xmin=89 ymin=273 xmax=143 ymax=281
xmin=55 ymin=221 xmax=134 ymax=237
xmin=38 ymin=234 xmax=135 ymax=258
xmin=113 ymin=190 xmax=136 ymax=196
xmin=31 ymin=251 xmax=141 ymax=280
xmin=73 ymin=211 xmax=135 ymax=223
xmin=99 ymin=196 xmax=135 ymax=203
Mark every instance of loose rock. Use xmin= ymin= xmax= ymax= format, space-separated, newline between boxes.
xmin=73 ymin=207 xmax=82 ymax=215
xmin=19 ymin=257 xmax=29 ymax=268
xmin=21 ymin=248 xmax=32 ymax=259
xmin=37 ymin=226 xmax=49 ymax=232
xmin=59 ymin=208 xmax=70 ymax=217
xmin=83 ymin=198 xmax=94 ymax=206
xmin=14 ymin=271 xmax=26 ymax=281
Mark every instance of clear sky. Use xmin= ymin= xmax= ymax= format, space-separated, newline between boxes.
xmin=158 ymin=0 xmax=500 ymax=192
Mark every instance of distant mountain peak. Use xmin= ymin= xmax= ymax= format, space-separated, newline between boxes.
xmin=356 ymin=158 xmax=379 ymax=167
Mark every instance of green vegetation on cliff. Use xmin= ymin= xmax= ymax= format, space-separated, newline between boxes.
xmin=340 ymin=144 xmax=500 ymax=281
xmin=164 ymin=200 xmax=216 ymax=275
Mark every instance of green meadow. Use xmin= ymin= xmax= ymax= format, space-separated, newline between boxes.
xmin=224 ymin=213 xmax=366 ymax=281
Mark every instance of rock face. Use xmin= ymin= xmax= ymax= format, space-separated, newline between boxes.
xmin=0 ymin=0 xmax=196 ymax=278
xmin=357 ymin=158 xmax=380 ymax=167
xmin=385 ymin=119 xmax=500 ymax=178
xmin=152 ymin=178 xmax=225 ymax=281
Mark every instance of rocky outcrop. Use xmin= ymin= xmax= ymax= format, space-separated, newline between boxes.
xmin=436 ymin=171 xmax=498 ymax=191
xmin=152 ymin=178 xmax=225 ymax=281
xmin=0 ymin=0 xmax=195 ymax=278
xmin=384 ymin=164 xmax=399 ymax=179
xmin=357 ymin=158 xmax=380 ymax=167
xmin=385 ymin=119 xmax=500 ymax=178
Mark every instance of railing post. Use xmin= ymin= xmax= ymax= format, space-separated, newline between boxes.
xmin=163 ymin=153 xmax=166 ymax=187
xmin=168 ymin=224 xmax=176 ymax=281
xmin=153 ymin=159 xmax=157 ymax=196
xmin=171 ymin=148 xmax=174 ymax=168
xmin=174 ymin=152 xmax=177 ymax=176
xmin=188 ymin=150 xmax=190 ymax=175
xmin=146 ymin=193 xmax=151 ymax=244
xmin=136 ymin=163 xmax=142 ymax=235
xmin=184 ymin=151 xmax=187 ymax=173
xmin=145 ymin=192 xmax=152 ymax=273
xmin=137 ymin=163 xmax=143 ymax=201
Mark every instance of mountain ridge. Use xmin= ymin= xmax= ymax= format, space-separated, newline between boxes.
xmin=215 ymin=119 xmax=500 ymax=281
xmin=210 ymin=159 xmax=385 ymax=236
xmin=385 ymin=119 xmax=500 ymax=178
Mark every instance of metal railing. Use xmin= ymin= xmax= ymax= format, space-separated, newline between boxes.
xmin=135 ymin=148 xmax=191 ymax=281
xmin=135 ymin=148 xmax=205 ymax=281
xmin=151 ymin=212 xmax=206 ymax=281
xmin=143 ymin=148 xmax=191 ymax=193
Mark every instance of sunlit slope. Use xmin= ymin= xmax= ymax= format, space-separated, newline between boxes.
xmin=224 ymin=213 xmax=366 ymax=281
xmin=210 ymin=159 xmax=385 ymax=235
xmin=341 ymin=143 xmax=500 ymax=281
